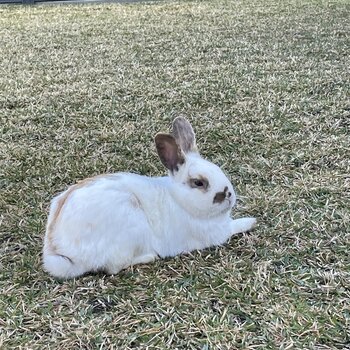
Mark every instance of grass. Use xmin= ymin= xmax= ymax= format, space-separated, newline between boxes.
xmin=0 ymin=0 xmax=349 ymax=348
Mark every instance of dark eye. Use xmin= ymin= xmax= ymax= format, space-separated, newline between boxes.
xmin=194 ymin=179 xmax=204 ymax=187
xmin=189 ymin=177 xmax=209 ymax=190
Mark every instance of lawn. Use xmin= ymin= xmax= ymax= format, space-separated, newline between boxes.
xmin=0 ymin=0 xmax=349 ymax=348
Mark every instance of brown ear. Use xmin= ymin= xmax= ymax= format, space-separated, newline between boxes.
xmin=172 ymin=117 xmax=197 ymax=153
xmin=155 ymin=133 xmax=185 ymax=172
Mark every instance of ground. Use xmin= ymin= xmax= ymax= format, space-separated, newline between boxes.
xmin=0 ymin=0 xmax=349 ymax=348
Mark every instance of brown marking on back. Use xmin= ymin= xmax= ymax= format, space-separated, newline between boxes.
xmin=46 ymin=174 xmax=116 ymax=253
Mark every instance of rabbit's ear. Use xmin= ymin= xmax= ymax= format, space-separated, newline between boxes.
xmin=155 ymin=133 xmax=185 ymax=172
xmin=172 ymin=117 xmax=198 ymax=154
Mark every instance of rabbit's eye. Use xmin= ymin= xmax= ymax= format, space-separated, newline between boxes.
xmin=194 ymin=180 xmax=204 ymax=187
xmin=189 ymin=177 xmax=209 ymax=190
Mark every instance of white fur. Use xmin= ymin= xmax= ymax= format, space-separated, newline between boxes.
xmin=43 ymin=120 xmax=256 ymax=279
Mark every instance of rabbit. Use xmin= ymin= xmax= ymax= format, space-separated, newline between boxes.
xmin=43 ymin=117 xmax=256 ymax=279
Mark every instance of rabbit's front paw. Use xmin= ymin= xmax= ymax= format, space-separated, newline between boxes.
xmin=231 ymin=217 xmax=257 ymax=234
xmin=242 ymin=217 xmax=257 ymax=231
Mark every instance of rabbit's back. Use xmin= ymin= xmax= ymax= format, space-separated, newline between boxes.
xmin=43 ymin=174 xmax=156 ymax=278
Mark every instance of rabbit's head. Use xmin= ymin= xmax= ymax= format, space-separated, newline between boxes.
xmin=155 ymin=117 xmax=236 ymax=218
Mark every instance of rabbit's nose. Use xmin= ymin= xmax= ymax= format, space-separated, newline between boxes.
xmin=223 ymin=186 xmax=232 ymax=198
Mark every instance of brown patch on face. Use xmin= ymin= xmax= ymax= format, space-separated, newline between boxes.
xmin=46 ymin=174 xmax=115 ymax=253
xmin=188 ymin=175 xmax=209 ymax=192
xmin=213 ymin=186 xmax=229 ymax=204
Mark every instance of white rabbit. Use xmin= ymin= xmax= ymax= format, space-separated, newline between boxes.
xmin=43 ymin=117 xmax=256 ymax=279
